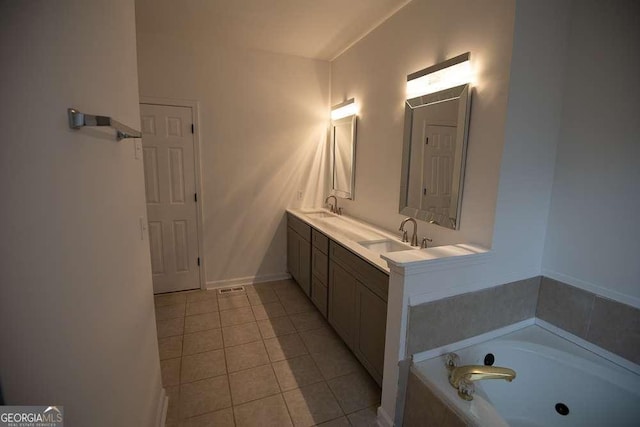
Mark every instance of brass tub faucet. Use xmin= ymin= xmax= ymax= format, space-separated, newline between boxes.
xmin=445 ymin=353 xmax=516 ymax=401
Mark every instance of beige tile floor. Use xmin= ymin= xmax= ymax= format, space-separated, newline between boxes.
xmin=155 ymin=279 xmax=381 ymax=427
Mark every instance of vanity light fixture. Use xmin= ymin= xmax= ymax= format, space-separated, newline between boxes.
xmin=331 ymin=98 xmax=357 ymax=120
xmin=406 ymin=52 xmax=471 ymax=99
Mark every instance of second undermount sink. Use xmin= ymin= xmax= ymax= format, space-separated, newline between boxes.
xmin=306 ymin=211 xmax=337 ymax=219
xmin=359 ymin=239 xmax=414 ymax=254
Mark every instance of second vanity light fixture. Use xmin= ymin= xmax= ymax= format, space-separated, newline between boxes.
xmin=330 ymin=98 xmax=357 ymax=200
xmin=406 ymin=52 xmax=472 ymax=99
xmin=331 ymin=98 xmax=357 ymax=120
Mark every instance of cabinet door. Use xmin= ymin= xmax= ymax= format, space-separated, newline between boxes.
xmin=312 ymin=247 xmax=328 ymax=284
xmin=328 ymin=261 xmax=357 ymax=348
xmin=287 ymin=226 xmax=311 ymax=296
xmin=286 ymin=227 xmax=299 ymax=282
xmin=298 ymin=236 xmax=311 ymax=296
xmin=311 ymin=275 xmax=328 ymax=317
xmin=354 ymin=282 xmax=387 ymax=385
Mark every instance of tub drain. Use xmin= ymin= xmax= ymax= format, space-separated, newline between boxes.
xmin=483 ymin=353 xmax=495 ymax=366
xmin=555 ymin=403 xmax=569 ymax=416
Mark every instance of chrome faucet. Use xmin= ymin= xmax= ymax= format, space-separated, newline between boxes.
xmin=325 ymin=195 xmax=339 ymax=214
xmin=399 ymin=218 xmax=419 ymax=246
xmin=445 ymin=353 xmax=516 ymax=401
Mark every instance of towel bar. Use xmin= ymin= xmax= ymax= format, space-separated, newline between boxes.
xmin=68 ymin=108 xmax=141 ymax=140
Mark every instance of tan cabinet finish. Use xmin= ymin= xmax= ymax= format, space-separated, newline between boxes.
xmin=328 ymin=241 xmax=388 ymax=385
xmin=328 ymin=261 xmax=358 ymax=347
xmin=288 ymin=213 xmax=312 ymax=240
xmin=312 ymin=246 xmax=329 ymax=284
xmin=311 ymin=229 xmax=330 ymax=317
xmin=329 ymin=242 xmax=388 ymax=301
xmin=286 ymin=213 xmax=389 ymax=386
xmin=286 ymin=214 xmax=311 ymax=296
xmin=311 ymin=275 xmax=328 ymax=317
xmin=312 ymin=229 xmax=329 ymax=254
xmin=354 ymin=282 xmax=387 ymax=381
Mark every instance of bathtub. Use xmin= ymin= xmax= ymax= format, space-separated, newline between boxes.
xmin=412 ymin=325 xmax=640 ymax=426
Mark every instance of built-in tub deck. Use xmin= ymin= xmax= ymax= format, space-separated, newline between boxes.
xmin=406 ymin=325 xmax=640 ymax=426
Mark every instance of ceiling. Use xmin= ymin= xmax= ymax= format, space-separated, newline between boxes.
xmin=135 ymin=0 xmax=412 ymax=61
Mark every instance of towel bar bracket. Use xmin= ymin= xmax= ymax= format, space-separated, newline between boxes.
xmin=68 ymin=108 xmax=142 ymax=141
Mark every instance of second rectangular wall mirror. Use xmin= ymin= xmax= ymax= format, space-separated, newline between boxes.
xmin=330 ymin=98 xmax=357 ymax=199
xmin=399 ymin=53 xmax=472 ymax=230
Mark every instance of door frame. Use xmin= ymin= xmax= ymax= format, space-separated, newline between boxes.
xmin=140 ymin=96 xmax=206 ymax=290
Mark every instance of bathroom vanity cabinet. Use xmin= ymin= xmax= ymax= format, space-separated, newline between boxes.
xmin=286 ymin=212 xmax=388 ymax=385
xmin=286 ymin=214 xmax=311 ymax=296
xmin=328 ymin=241 xmax=388 ymax=384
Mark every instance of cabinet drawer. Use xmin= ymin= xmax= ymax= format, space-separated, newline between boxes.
xmin=312 ymin=247 xmax=328 ymax=284
xmin=311 ymin=229 xmax=329 ymax=254
xmin=330 ymin=241 xmax=389 ymax=301
xmin=287 ymin=213 xmax=311 ymax=241
xmin=311 ymin=275 xmax=328 ymax=318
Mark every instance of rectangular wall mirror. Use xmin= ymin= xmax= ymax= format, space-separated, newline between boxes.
xmin=331 ymin=99 xmax=357 ymax=199
xmin=399 ymin=84 xmax=471 ymax=229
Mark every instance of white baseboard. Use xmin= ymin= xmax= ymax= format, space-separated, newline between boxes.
xmin=411 ymin=318 xmax=535 ymax=363
xmin=154 ymin=386 xmax=168 ymax=427
xmin=377 ymin=406 xmax=394 ymax=427
xmin=206 ymin=272 xmax=291 ymax=290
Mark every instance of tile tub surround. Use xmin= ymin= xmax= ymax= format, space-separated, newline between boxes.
xmin=402 ymin=370 xmax=468 ymax=427
xmin=407 ymin=275 xmax=640 ymax=365
xmin=407 ymin=277 xmax=540 ymax=355
xmin=154 ymin=279 xmax=381 ymax=427
xmin=537 ymin=277 xmax=640 ymax=365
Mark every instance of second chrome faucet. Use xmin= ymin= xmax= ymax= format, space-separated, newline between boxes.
xmin=399 ymin=217 xmax=419 ymax=246
xmin=325 ymin=195 xmax=341 ymax=215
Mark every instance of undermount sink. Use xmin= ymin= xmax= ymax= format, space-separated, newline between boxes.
xmin=306 ymin=211 xmax=337 ymax=219
xmin=358 ymin=239 xmax=414 ymax=254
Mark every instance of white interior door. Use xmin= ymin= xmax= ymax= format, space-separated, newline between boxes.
xmin=140 ymin=103 xmax=200 ymax=294
xmin=422 ymin=125 xmax=456 ymax=216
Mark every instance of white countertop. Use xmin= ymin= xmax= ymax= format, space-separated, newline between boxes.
xmin=287 ymin=208 xmax=402 ymax=273
xmin=287 ymin=208 xmax=490 ymax=275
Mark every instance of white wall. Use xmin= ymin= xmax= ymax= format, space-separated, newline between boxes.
xmin=330 ymin=0 xmax=580 ymax=289
xmin=337 ymin=0 xmax=573 ymax=422
xmin=330 ymin=0 xmax=515 ymax=249
xmin=491 ymin=0 xmax=571 ymax=281
xmin=0 ymin=1 xmax=162 ymax=426
xmin=135 ymin=29 xmax=331 ymax=287
xmin=542 ymin=0 xmax=640 ymax=307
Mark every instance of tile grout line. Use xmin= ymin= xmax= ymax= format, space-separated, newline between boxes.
xmin=231 ymin=284 xmax=313 ymax=423
xmin=175 ymin=301 xmax=186 ymax=423
xmin=276 ymin=288 xmax=354 ymax=423
xmin=157 ymin=281 xmax=379 ymax=425
xmin=265 ymin=361 xmax=295 ymax=426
